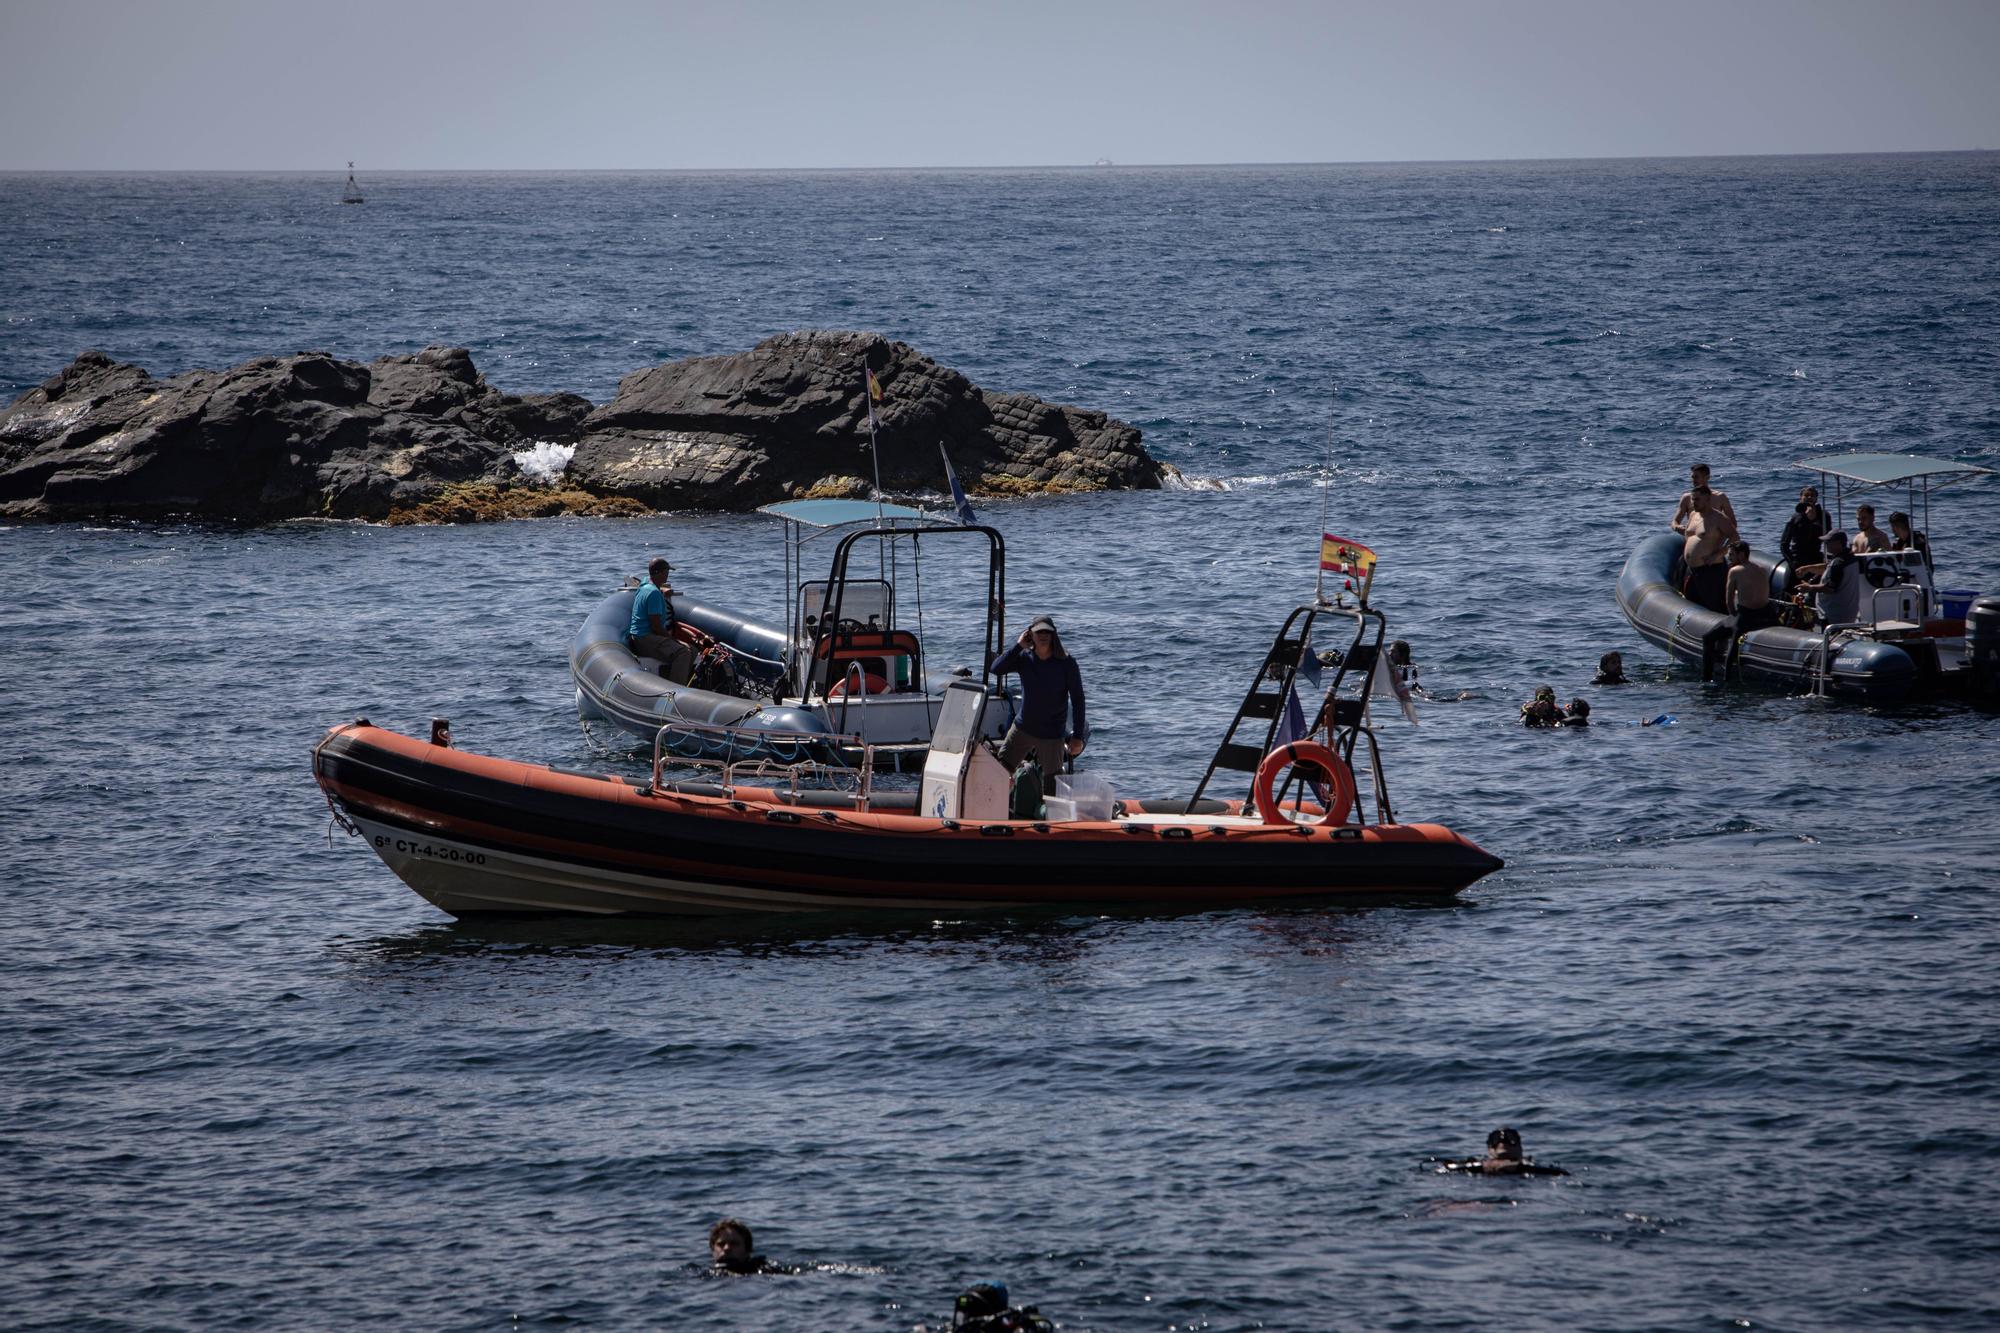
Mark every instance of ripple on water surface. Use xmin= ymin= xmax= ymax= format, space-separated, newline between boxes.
xmin=2 ymin=157 xmax=1999 ymax=1330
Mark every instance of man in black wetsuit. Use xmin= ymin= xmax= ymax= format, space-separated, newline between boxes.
xmin=950 ymin=1280 xmax=1055 ymax=1332
xmin=1438 ymin=1126 xmax=1569 ymax=1176
xmin=989 ymin=615 xmax=1088 ymax=795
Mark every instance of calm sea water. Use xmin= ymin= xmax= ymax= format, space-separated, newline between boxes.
xmin=3 ymin=158 xmax=1998 ymax=1331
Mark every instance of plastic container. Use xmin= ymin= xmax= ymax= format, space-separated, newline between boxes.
xmin=1042 ymin=796 xmax=1077 ymax=822
xmin=1939 ymin=589 xmax=1976 ymax=619
xmin=1056 ymin=773 xmax=1115 ymax=822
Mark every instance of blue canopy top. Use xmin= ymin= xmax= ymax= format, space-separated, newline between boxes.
xmin=1794 ymin=453 xmax=1995 ymax=485
xmin=755 ymin=498 xmax=935 ymax=528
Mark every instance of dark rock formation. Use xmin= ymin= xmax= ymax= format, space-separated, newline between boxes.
xmin=568 ymin=330 xmax=1165 ymax=510
xmin=0 ymin=333 xmax=1165 ymax=523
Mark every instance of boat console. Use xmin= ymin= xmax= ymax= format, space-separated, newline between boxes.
xmin=918 ymin=682 xmax=1011 ymax=821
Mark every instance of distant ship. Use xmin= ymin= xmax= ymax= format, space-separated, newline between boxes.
xmin=1093 ymin=158 xmax=1114 ymax=167
xmin=340 ymin=162 xmax=364 ymax=205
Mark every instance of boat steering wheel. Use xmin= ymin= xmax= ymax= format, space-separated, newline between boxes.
xmin=1861 ymin=560 xmax=1904 ymax=589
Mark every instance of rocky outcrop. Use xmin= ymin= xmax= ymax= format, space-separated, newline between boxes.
xmin=568 ymin=330 xmax=1164 ymax=509
xmin=0 ymin=333 xmax=1166 ymax=523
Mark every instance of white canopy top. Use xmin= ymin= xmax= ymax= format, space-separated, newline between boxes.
xmin=1794 ymin=453 xmax=1994 ymax=486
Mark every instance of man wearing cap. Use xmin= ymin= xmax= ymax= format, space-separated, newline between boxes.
xmin=628 ymin=556 xmax=694 ymax=684
xmin=989 ymin=616 xmax=1088 ymax=794
xmin=1793 ymin=531 xmax=1861 ymax=627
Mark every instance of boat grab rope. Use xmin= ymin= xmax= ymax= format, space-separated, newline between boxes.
xmin=311 ymin=725 xmax=363 ymax=843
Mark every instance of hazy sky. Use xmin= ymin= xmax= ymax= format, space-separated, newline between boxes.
xmin=3 ymin=0 xmax=1997 ymax=169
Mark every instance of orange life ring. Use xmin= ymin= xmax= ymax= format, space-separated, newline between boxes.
xmin=829 ymin=672 xmax=890 ymax=697
xmin=1252 ymin=741 xmax=1356 ymax=827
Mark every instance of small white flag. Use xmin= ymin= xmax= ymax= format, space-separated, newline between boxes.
xmin=1370 ymin=649 xmax=1419 ymax=725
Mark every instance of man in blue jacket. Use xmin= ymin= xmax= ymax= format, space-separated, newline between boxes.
xmin=989 ymin=615 xmax=1087 ymax=794
xmin=628 ymin=557 xmax=693 ymax=684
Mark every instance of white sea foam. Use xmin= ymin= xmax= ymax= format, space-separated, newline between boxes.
xmin=512 ymin=441 xmax=574 ymax=484
xmin=1164 ymin=465 xmax=1360 ymax=492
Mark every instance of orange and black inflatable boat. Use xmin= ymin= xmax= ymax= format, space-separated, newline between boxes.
xmin=313 ymin=721 xmax=1503 ymax=917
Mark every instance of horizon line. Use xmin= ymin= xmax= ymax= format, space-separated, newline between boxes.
xmin=2 ymin=147 xmax=1995 ymax=174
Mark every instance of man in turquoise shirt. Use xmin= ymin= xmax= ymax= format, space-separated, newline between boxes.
xmin=628 ymin=557 xmax=693 ymax=684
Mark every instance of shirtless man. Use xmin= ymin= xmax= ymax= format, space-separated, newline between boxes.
xmin=1851 ymin=503 xmax=1890 ymax=555
xmin=1672 ymin=463 xmax=1737 ymax=541
xmin=1681 ymin=488 xmax=1730 ymax=612
xmin=1724 ymin=540 xmax=1778 ymax=632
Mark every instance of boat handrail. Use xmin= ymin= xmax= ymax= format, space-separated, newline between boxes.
xmin=1809 ymin=620 xmax=1872 ymax=697
xmin=650 ymin=717 xmax=876 ymax=808
xmin=836 ymin=660 xmax=870 ymax=733
xmin=1868 ymin=584 xmax=1928 ymax=625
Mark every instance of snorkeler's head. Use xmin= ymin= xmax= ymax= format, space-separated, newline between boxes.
xmin=1487 ymin=1126 xmax=1524 ymax=1159
xmin=954 ymin=1281 xmax=1011 ymax=1326
xmin=1534 ymin=685 xmax=1556 ymax=703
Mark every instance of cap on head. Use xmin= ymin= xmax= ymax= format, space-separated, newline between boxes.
xmin=1823 ymin=530 xmax=1849 ymax=548
xmin=1028 ymin=615 xmax=1057 ymax=635
xmin=649 ymin=557 xmax=672 ymax=579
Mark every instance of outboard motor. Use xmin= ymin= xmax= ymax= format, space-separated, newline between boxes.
xmin=1969 ymin=595 xmax=2000 ymax=699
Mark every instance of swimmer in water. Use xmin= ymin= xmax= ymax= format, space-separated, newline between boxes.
xmin=707 ymin=1217 xmax=769 ymax=1274
xmin=1436 ymin=1126 xmax=1569 ymax=1176
xmin=1563 ymin=697 xmax=1591 ymax=726
xmin=1592 ymin=651 xmax=1628 ymax=686
xmin=1520 ymin=685 xmax=1564 ymax=727
xmin=939 ymin=1280 xmax=1056 ymax=1332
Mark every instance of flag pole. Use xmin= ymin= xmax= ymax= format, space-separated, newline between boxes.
xmin=1316 ymin=389 xmax=1337 ymax=605
xmin=863 ymin=363 xmax=885 ymax=525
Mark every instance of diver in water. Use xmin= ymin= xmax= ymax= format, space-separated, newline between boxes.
xmin=945 ymin=1280 xmax=1055 ymax=1332
xmin=1592 ymin=651 xmax=1628 ymax=686
xmin=1436 ymin=1127 xmax=1569 ymax=1176
xmin=1520 ymin=685 xmax=1564 ymax=727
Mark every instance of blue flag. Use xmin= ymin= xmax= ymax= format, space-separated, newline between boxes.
xmin=1268 ymin=683 xmax=1331 ymax=805
xmin=940 ymin=443 xmax=977 ymax=525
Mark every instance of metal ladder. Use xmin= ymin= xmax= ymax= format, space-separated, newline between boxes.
xmin=1309 ymin=606 xmax=1395 ymax=824
xmin=1184 ymin=602 xmax=1394 ymax=822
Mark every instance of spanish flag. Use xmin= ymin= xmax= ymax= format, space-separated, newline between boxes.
xmin=1320 ymin=534 xmax=1376 ymax=577
xmin=865 ymin=366 xmax=884 ymax=403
